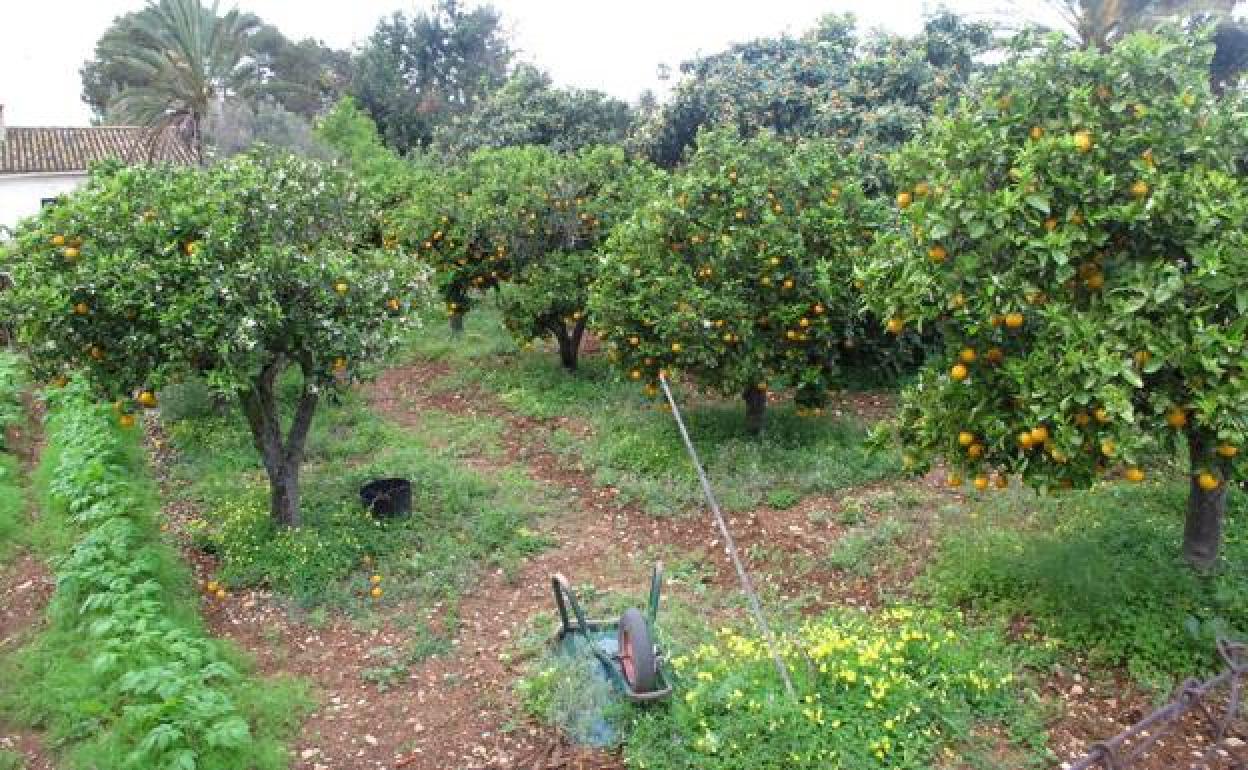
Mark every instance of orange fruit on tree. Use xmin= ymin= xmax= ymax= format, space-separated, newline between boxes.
xmin=928 ymin=244 xmax=948 ymax=263
xmin=958 ymin=431 xmax=975 ymax=447
xmin=387 ymin=298 xmax=401 ymax=312
xmin=886 ymin=317 xmax=904 ymax=335
xmin=118 ymin=413 xmax=136 ymax=430
xmin=370 ymin=574 xmax=382 ymax=585
xmin=216 ymin=589 xmax=227 ymax=600
xmin=1100 ymin=439 xmax=1116 ymax=457
xmin=985 ymin=347 xmax=1004 ymax=365
xmin=72 ymin=302 xmax=88 ymax=316
xmin=334 ymin=281 xmax=349 ymax=295
xmin=1030 ymin=426 xmax=1049 ymax=444
xmin=1129 ymin=180 xmax=1150 ymax=200
xmin=994 ymin=474 xmax=1009 ymax=490
xmin=63 ymin=247 xmax=80 ymax=260
xmin=51 ymin=234 xmax=66 ymax=246
xmin=1165 ymin=407 xmax=1187 ymax=429
xmin=629 ymin=369 xmax=642 ymax=381
xmin=1125 ymin=467 xmax=1145 ymax=483
xmin=137 ymin=391 xmax=158 ymax=408
xmin=896 ymin=191 xmax=913 ymax=209
xmin=1094 ymin=407 xmax=1111 ymax=424
xmin=967 ymin=443 xmax=984 ymax=459
xmin=1004 ymin=313 xmax=1024 ymax=329
xmin=950 ymin=364 xmax=969 ymax=381
xmin=1216 ymin=444 xmax=1238 ymax=458
xmin=947 ymin=474 xmax=963 ymax=489
xmin=1073 ymin=130 xmax=1093 ymax=153
xmin=670 ymin=342 xmax=683 ymax=353
xmin=1029 ymin=126 xmax=1044 ymax=140
xmin=370 ymin=586 xmax=384 ymax=599
xmin=959 ymin=348 xmax=977 ymax=364
xmin=1197 ymin=472 xmax=1220 ymax=492
xmin=1044 ymin=217 xmax=1058 ymax=232
xmin=1074 ymin=411 xmax=1091 ymax=427
xmin=333 ymin=357 xmax=347 ymax=372
xmin=973 ymin=476 xmax=989 ymax=491
xmin=1018 ymin=431 xmax=1035 ymax=450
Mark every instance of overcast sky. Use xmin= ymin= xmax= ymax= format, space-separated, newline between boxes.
xmin=1 ymin=1 xmax=1061 ymax=126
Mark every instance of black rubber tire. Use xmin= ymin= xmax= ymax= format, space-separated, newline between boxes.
xmin=617 ymin=608 xmax=658 ymax=694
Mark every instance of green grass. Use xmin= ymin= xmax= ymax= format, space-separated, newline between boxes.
xmin=405 ymin=306 xmax=902 ymax=515
xmin=166 ymin=372 xmax=553 ymax=608
xmin=925 ymin=479 xmax=1248 ymax=688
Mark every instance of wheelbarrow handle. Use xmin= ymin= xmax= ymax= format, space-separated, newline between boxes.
xmin=551 ymin=573 xmax=590 ymax=634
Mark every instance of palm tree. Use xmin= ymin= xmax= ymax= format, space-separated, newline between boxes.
xmin=1043 ymin=0 xmax=1239 ymax=49
xmin=104 ymin=0 xmax=260 ymax=163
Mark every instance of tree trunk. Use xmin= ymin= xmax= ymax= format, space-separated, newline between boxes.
xmin=743 ymin=386 xmax=767 ymax=436
xmin=553 ymin=318 xmax=587 ymax=371
xmin=239 ymin=357 xmax=320 ymax=529
xmin=449 ymin=312 xmax=465 ymax=335
xmin=1184 ymin=428 xmax=1227 ymax=570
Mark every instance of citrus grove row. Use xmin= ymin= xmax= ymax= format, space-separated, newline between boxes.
xmin=3 ymin=28 xmax=1246 ymax=569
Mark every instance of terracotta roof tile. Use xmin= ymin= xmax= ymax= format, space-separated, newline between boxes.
xmin=0 ymin=126 xmax=195 ymax=174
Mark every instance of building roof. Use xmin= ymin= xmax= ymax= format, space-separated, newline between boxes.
xmin=0 ymin=126 xmax=195 ymax=174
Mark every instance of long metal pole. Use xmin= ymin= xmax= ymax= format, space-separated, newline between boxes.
xmin=658 ymin=373 xmax=797 ymax=700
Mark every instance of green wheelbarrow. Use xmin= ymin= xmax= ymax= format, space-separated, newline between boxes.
xmin=551 ymin=563 xmax=673 ymax=703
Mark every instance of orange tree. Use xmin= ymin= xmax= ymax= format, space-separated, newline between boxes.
xmin=495 ymin=145 xmax=663 ymax=370
xmin=3 ymin=153 xmax=427 ymax=528
xmin=858 ymin=30 xmax=1248 ymax=568
xmin=590 ymin=128 xmax=880 ymax=433
xmin=399 ymin=147 xmax=558 ymax=333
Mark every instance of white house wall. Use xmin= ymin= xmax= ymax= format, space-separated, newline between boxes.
xmin=0 ymin=172 xmax=88 ymax=233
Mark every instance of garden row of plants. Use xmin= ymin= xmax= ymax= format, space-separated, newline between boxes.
xmin=0 ymin=381 xmax=302 ymax=770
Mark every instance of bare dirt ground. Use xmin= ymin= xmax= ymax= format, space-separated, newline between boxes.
xmin=141 ymin=356 xmax=1246 ymax=770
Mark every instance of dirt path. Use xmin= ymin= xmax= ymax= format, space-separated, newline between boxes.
xmin=0 ymin=394 xmax=58 ymax=770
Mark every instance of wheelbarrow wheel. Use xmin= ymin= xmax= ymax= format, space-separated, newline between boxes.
xmin=617 ymin=608 xmax=658 ymax=694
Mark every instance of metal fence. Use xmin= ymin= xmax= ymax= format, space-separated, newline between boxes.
xmin=1065 ymin=638 xmax=1246 ymax=770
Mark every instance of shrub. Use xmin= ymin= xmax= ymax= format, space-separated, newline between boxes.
xmin=859 ymin=30 xmax=1248 ymax=567
xmin=625 ymin=607 xmax=1040 ymax=769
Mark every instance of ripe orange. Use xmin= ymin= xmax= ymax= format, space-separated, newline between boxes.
xmin=184 ymin=241 xmax=200 ymax=255
xmin=1100 ymin=439 xmax=1116 ymax=457
xmin=334 ymin=281 xmax=349 ymax=295
xmin=928 ymin=244 xmax=948 ymax=263
xmin=216 ymin=588 xmax=227 ymax=600
xmin=1030 ymin=426 xmax=1049 ymax=444
xmin=1018 ymin=432 xmax=1035 ymax=450
xmin=671 ymin=342 xmax=682 ymax=353
xmin=994 ymin=474 xmax=1009 ymax=490
xmin=973 ymin=476 xmax=989 ymax=491
xmin=119 ymin=414 xmax=136 ymax=430
xmin=63 ymin=247 xmax=80 ymax=260
xmin=913 ymin=182 xmax=930 ymax=197
xmin=958 ymin=431 xmax=975 ymax=447
xmin=1074 ymin=412 xmax=1091 ymax=427
xmin=967 ymin=443 xmax=984 ymax=459
xmin=1073 ymin=130 xmax=1093 ymax=153
xmin=950 ymin=293 xmax=965 ymax=309
xmin=370 ymin=574 xmax=382 ymax=585
xmin=782 ymin=279 xmax=795 ymax=290
xmin=72 ymin=302 xmax=88 ymax=316
xmin=947 ymin=475 xmax=963 ymax=489
xmin=1129 ymin=180 xmax=1150 ymax=200
xmin=886 ymin=317 xmax=905 ymax=335
xmin=1197 ymin=472 xmax=1220 ymax=492
xmin=333 ymin=357 xmax=347 ymax=372
xmin=959 ymin=348 xmax=977 ymax=364
xmin=1004 ymin=313 xmax=1024 ymax=329
xmin=1125 ymin=467 xmax=1145 ymax=483
xmin=643 ymin=384 xmax=659 ymax=397
xmin=985 ymin=347 xmax=1004 ymax=365
xmin=1029 ymin=126 xmax=1044 ymax=140
xmin=1216 ymin=444 xmax=1238 ymax=458
xmin=1044 ymin=217 xmax=1058 ymax=232
xmin=1165 ymin=408 xmax=1187 ymax=429
xmin=387 ymin=298 xmax=401 ymax=312
xmin=629 ymin=369 xmax=642 ymax=381
xmin=370 ymin=586 xmax=384 ymax=599
xmin=950 ymin=364 xmax=969 ymax=381
xmin=1094 ymin=407 xmax=1111 ymax=424
xmin=137 ymin=391 xmax=158 ymax=409
xmin=896 ymin=191 xmax=913 ymax=209
xmin=1084 ymin=272 xmax=1104 ymax=290
xmin=52 ymin=234 xmax=66 ymax=246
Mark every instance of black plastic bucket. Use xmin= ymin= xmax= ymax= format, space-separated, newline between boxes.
xmin=360 ymin=478 xmax=412 ymax=519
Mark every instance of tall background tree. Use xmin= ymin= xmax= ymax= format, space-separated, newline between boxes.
xmin=83 ymin=0 xmax=262 ymax=162
xmin=1042 ymin=0 xmax=1238 ymax=48
xmin=349 ymin=1 xmax=513 ymax=154
xmin=431 ymin=64 xmax=634 ymax=157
